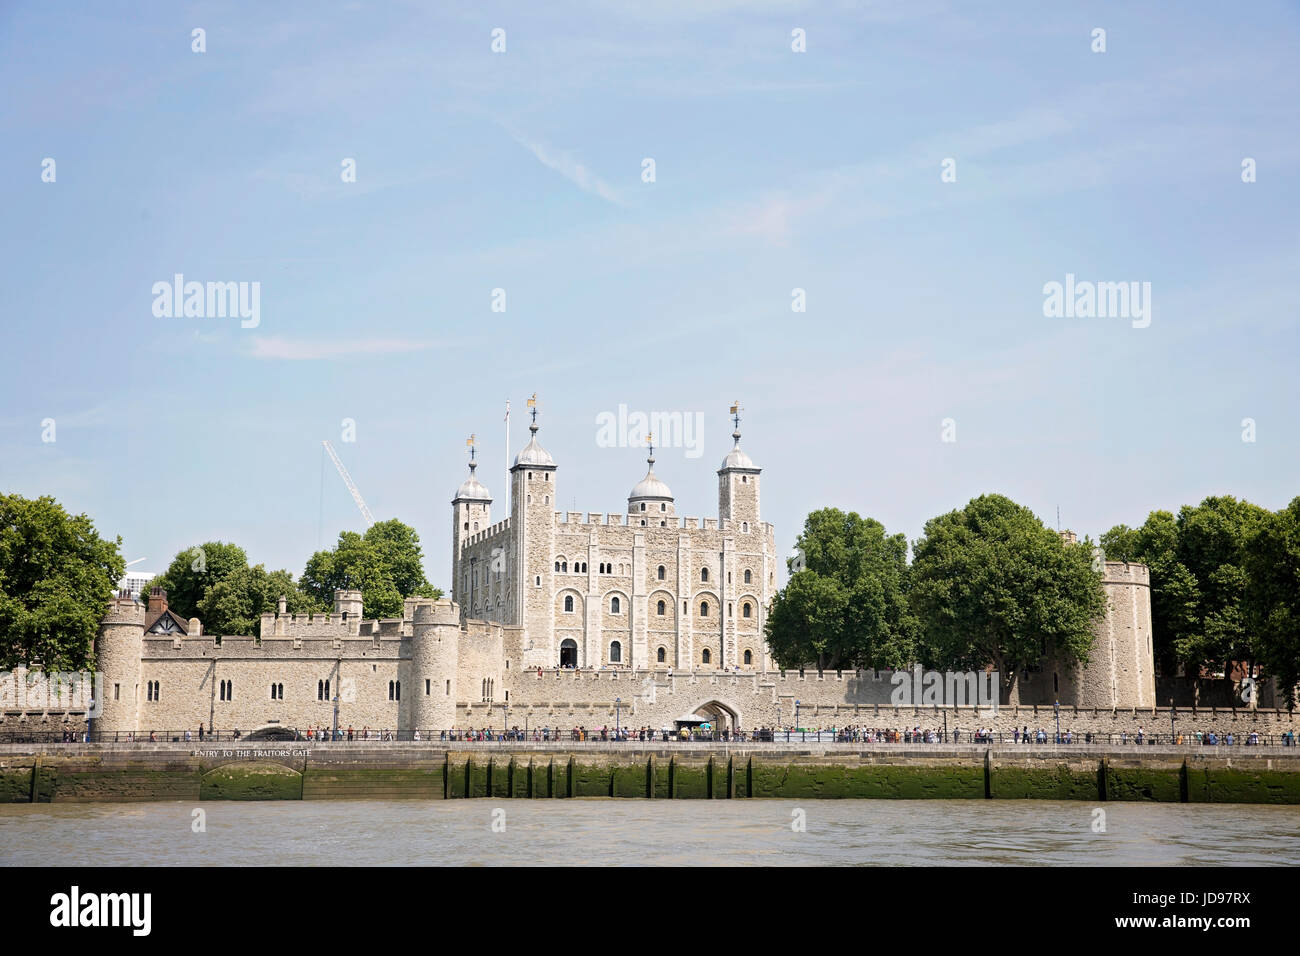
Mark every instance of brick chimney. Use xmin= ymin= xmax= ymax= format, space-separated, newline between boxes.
xmin=148 ymin=586 xmax=168 ymax=616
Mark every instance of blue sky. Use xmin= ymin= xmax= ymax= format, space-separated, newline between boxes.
xmin=2 ymin=0 xmax=1297 ymax=590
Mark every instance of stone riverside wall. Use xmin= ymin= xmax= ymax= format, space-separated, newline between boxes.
xmin=3 ymin=743 xmax=1299 ymax=804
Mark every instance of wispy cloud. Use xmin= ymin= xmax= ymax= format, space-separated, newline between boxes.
xmin=248 ymin=336 xmax=436 ymax=360
xmin=508 ymin=129 xmax=626 ymax=206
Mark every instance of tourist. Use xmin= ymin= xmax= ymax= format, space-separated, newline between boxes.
xmin=184 ymin=729 xmax=192 ymax=742
xmin=198 ymin=722 xmax=205 ymax=741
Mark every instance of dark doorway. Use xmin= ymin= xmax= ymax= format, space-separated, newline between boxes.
xmin=560 ymin=639 xmax=577 ymax=668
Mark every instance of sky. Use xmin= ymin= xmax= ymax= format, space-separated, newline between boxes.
xmin=1 ymin=0 xmax=1297 ymax=592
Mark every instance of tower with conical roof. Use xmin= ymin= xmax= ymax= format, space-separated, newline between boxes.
xmin=452 ymin=436 xmax=492 ymax=621
xmin=510 ymin=395 xmax=557 ymax=661
xmin=718 ymin=402 xmax=761 ymax=526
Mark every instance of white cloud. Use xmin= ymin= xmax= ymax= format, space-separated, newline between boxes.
xmin=248 ymin=336 xmax=435 ymax=360
xmin=508 ymin=129 xmax=625 ymax=206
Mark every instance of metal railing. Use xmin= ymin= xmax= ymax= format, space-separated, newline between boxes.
xmin=1 ymin=727 xmax=1296 ymax=747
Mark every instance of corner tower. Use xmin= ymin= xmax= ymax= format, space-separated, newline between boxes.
xmin=510 ymin=396 xmax=557 ymax=667
xmin=92 ymin=591 xmax=146 ymax=737
xmin=452 ymin=437 xmax=493 ymax=615
xmin=718 ymin=403 xmax=761 ymax=526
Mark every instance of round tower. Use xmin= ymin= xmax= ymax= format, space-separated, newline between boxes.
xmin=408 ymin=599 xmax=462 ymax=734
xmin=1073 ymin=562 xmax=1155 ymax=709
xmin=92 ymin=591 xmax=146 ymax=737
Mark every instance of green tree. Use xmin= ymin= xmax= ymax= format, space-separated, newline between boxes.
xmin=910 ymin=494 xmax=1105 ymax=703
xmin=142 ymin=541 xmax=250 ymax=621
xmin=765 ymin=508 xmax=914 ymax=671
xmin=301 ymin=520 xmax=442 ymax=619
xmin=1103 ymin=496 xmax=1269 ymax=679
xmin=1245 ymin=497 xmax=1300 ymax=706
xmin=0 ymin=494 xmax=125 ymax=670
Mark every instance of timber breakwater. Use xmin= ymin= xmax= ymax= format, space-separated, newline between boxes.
xmin=4 ymin=743 xmax=1300 ymax=804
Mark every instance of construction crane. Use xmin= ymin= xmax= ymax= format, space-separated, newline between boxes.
xmin=322 ymin=440 xmax=375 ymax=526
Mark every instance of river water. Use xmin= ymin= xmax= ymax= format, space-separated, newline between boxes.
xmin=3 ymin=800 xmax=1299 ymax=866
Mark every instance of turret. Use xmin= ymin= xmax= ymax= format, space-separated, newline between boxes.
xmin=92 ymin=591 xmax=146 ymax=737
xmin=452 ymin=438 xmax=493 ymax=619
xmin=717 ymin=403 xmax=761 ymax=526
xmin=408 ymin=599 xmax=462 ymax=733
xmin=628 ymin=437 xmax=675 ymax=525
xmin=510 ymin=395 xmax=557 ymax=666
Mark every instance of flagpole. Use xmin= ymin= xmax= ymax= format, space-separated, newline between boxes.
xmin=504 ymin=400 xmax=510 ymax=511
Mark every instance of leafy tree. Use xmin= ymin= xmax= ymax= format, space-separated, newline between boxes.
xmin=301 ymin=520 xmax=442 ymax=619
xmin=765 ymin=508 xmax=914 ymax=671
xmin=910 ymin=494 xmax=1105 ymax=703
xmin=1103 ymin=496 xmax=1268 ymax=679
xmin=0 ymin=494 xmax=125 ymax=670
xmin=1245 ymin=497 xmax=1300 ymax=706
xmin=141 ymin=541 xmax=250 ymax=621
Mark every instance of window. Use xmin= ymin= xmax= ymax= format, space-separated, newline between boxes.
xmin=564 ymin=595 xmax=574 ymax=612
xmin=464 ymin=522 xmax=469 ymax=530
xmin=270 ymin=683 xmax=283 ymax=700
xmin=683 ymin=601 xmax=688 ymax=614
xmin=657 ymin=565 xmax=666 ymax=580
xmin=743 ymin=602 xmax=752 ymax=618
xmin=318 ymin=679 xmax=331 ymax=701
xmin=611 ymin=596 xmax=621 ymax=614
xmin=701 ymin=568 xmax=709 ymax=582
xmin=555 ymin=561 xmax=560 ymax=572
xmin=473 ymin=522 xmax=479 ymax=531
xmin=535 ymin=575 xmax=541 ymax=587
xmin=657 ymin=647 xmax=666 ymax=663
xmin=610 ymin=641 xmax=622 ymax=663
xmin=657 ymin=600 xmax=665 ymax=616
xmin=389 ymin=680 xmax=400 ymax=701
xmin=702 ymin=649 xmax=711 ymax=665
xmin=700 ymin=601 xmax=709 ymax=617
xmin=425 ymin=679 xmax=431 ymax=696
xmin=113 ymin=683 xmax=120 ymax=701
xmin=446 ymin=680 xmax=451 ymax=696
xmin=742 ymin=522 xmax=749 ymax=533
xmin=660 ymin=502 xmax=666 ymax=511
xmin=744 ymin=569 xmax=752 ymax=584
xmin=640 ymin=502 xmax=646 ymax=512
xmin=744 ymin=649 xmax=753 ymax=665
xmin=219 ymin=679 xmax=232 ymax=701
xmin=146 ymin=681 xmax=159 ymax=702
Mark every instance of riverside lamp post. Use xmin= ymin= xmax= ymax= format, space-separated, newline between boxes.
xmin=795 ymin=700 xmax=801 ymax=742
xmin=615 ymin=697 xmax=621 ymax=739
xmin=1170 ymin=703 xmax=1177 ymax=744
xmin=1054 ymin=700 xmax=1060 ymax=744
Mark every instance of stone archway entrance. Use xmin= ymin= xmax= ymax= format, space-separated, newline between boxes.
xmin=692 ymin=700 xmax=740 ymax=734
xmin=559 ymin=639 xmax=577 ymax=668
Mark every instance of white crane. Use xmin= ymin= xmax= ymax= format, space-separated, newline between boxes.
xmin=322 ymin=440 xmax=375 ymax=526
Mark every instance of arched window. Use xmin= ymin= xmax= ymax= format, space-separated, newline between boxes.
xmin=657 ymin=600 xmax=665 ymax=616
xmin=564 ymin=595 xmax=574 ymax=612
xmin=701 ymin=567 xmax=709 ymax=582
xmin=743 ymin=602 xmax=752 ymax=618
xmin=744 ymin=569 xmax=752 ymax=584
xmin=700 ymin=601 xmax=709 ymax=617
xmin=657 ymin=565 xmax=666 ymax=580
xmin=562 ymin=561 xmax=567 ymax=572
xmin=660 ymin=502 xmax=666 ymax=511
xmin=742 ymin=522 xmax=748 ymax=532
xmin=702 ymin=649 xmax=711 ymax=665
xmin=744 ymin=649 xmax=753 ymax=665
xmin=610 ymin=596 xmax=621 ymax=614
xmin=657 ymin=646 xmax=666 ymax=663
xmin=554 ymin=561 xmax=560 ymax=572
xmin=640 ymin=502 xmax=646 ymax=512
xmin=610 ymin=641 xmax=622 ymax=663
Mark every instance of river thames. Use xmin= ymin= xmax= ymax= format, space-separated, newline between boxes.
xmin=2 ymin=800 xmax=1299 ymax=866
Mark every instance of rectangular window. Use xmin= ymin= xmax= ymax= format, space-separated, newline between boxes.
xmin=446 ymin=680 xmax=450 ymax=696
xmin=113 ymin=683 xmax=120 ymax=701
xmin=425 ymin=679 xmax=431 ymax=696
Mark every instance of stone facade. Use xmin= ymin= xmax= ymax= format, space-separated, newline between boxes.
xmin=2 ymin=408 xmax=1176 ymax=740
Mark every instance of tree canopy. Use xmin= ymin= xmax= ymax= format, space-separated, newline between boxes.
xmin=765 ymin=508 xmax=915 ymax=671
xmin=1101 ymin=495 xmax=1269 ymax=678
xmin=300 ymin=519 xmax=442 ymax=619
xmin=909 ymin=494 xmax=1105 ymax=702
xmin=1244 ymin=497 xmax=1300 ymax=706
xmin=0 ymin=494 xmax=125 ymax=670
